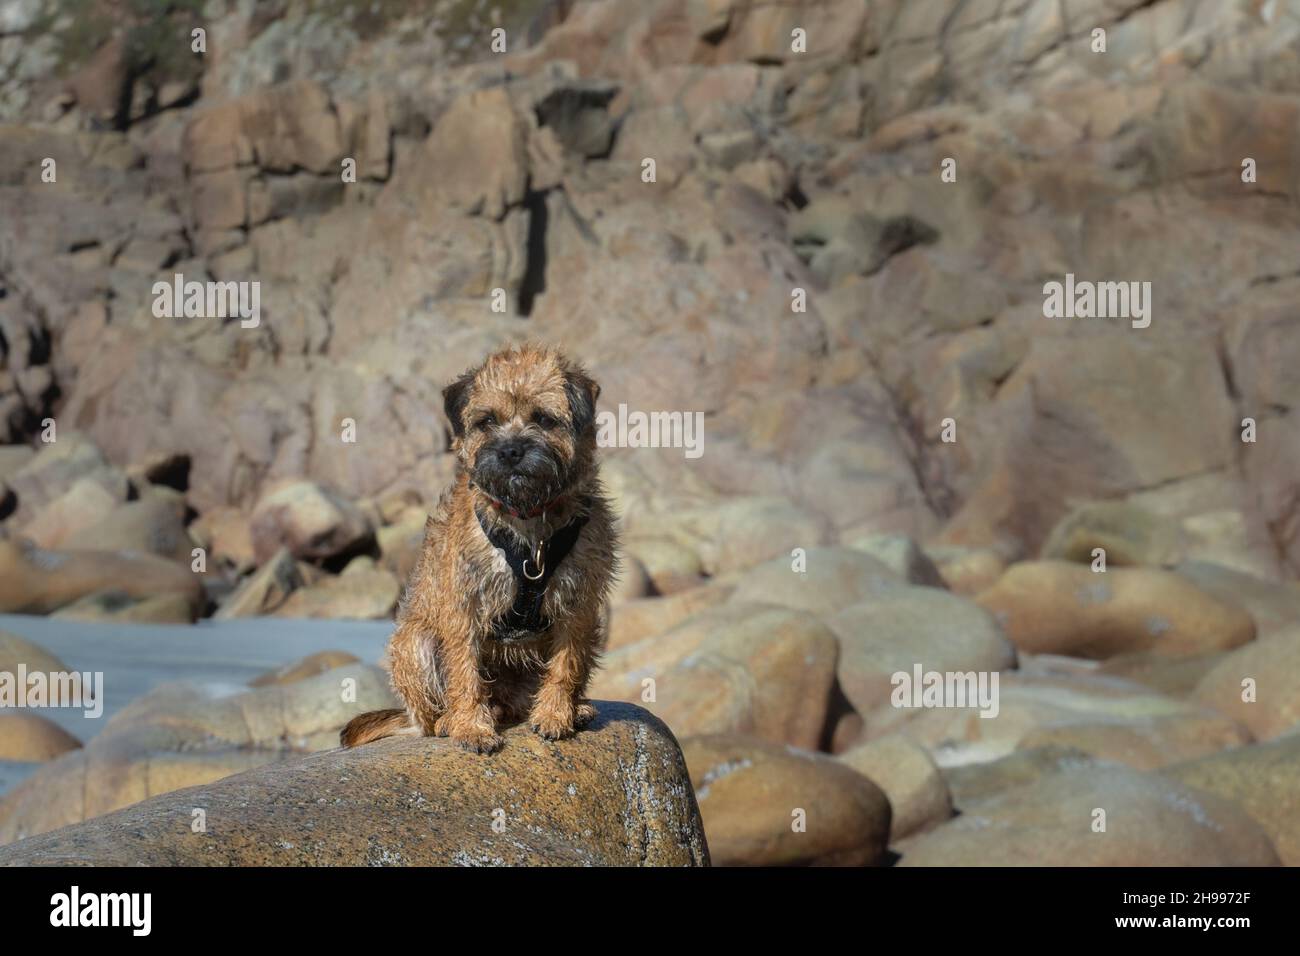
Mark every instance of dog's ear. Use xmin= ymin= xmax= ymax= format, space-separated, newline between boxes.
xmin=564 ymin=369 xmax=601 ymax=435
xmin=442 ymin=368 xmax=477 ymax=439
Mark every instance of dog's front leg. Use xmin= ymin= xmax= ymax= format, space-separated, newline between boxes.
xmin=434 ymin=620 xmax=503 ymax=754
xmin=529 ymin=612 xmax=600 ymax=740
xmin=388 ymin=619 xmax=444 ymax=737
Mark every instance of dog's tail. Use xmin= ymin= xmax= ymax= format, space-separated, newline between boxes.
xmin=340 ymin=708 xmax=417 ymax=748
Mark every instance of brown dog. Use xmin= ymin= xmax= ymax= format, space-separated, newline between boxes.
xmin=341 ymin=344 xmax=617 ymax=753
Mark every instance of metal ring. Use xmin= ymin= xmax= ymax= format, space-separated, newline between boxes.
xmin=522 ymin=558 xmax=545 ymax=581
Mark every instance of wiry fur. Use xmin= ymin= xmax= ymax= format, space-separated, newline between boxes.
xmin=341 ymin=344 xmax=618 ymax=753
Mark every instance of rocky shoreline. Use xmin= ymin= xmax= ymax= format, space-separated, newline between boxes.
xmin=2 ymin=0 xmax=1300 ymax=865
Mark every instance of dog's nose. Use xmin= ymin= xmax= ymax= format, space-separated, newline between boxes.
xmin=498 ymin=439 xmax=528 ymax=466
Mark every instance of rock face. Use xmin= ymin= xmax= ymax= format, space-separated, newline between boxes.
xmin=0 ymin=0 xmax=1295 ymax=587
xmin=0 ymin=703 xmax=709 ymax=867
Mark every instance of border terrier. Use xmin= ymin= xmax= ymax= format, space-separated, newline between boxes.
xmin=341 ymin=344 xmax=617 ymax=753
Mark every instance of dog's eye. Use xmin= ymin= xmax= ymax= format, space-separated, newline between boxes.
xmin=533 ymin=412 xmax=559 ymax=430
xmin=473 ymin=413 xmax=497 ymax=431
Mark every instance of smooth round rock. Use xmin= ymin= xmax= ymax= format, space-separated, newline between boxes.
xmin=0 ymin=702 xmax=709 ymax=866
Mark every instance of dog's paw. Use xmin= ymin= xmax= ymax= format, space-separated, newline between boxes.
xmin=529 ymin=707 xmax=576 ymax=741
xmin=452 ymin=727 xmax=504 ymax=754
xmin=573 ymin=701 xmax=597 ymax=728
xmin=530 ymin=721 xmax=575 ymax=741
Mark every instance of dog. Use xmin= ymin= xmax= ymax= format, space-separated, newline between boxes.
xmin=341 ymin=344 xmax=617 ymax=753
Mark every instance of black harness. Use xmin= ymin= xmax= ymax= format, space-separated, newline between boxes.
xmin=476 ymin=506 xmax=589 ymax=640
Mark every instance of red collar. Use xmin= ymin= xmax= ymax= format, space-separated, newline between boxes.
xmin=475 ymin=487 xmax=567 ymax=520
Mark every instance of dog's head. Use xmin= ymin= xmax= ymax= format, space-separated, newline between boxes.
xmin=443 ymin=344 xmax=601 ymax=516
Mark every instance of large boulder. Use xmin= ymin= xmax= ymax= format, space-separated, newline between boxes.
xmin=0 ymin=662 xmax=398 ymax=843
xmin=0 ymin=703 xmax=710 ymax=867
xmin=975 ymin=561 xmax=1255 ymax=658
xmin=214 ymin=548 xmax=304 ymax=618
xmin=1192 ymin=625 xmax=1300 ymax=740
xmin=249 ymin=480 xmax=374 ymax=565
xmin=844 ymin=533 xmax=946 ymax=587
xmin=0 ymin=540 xmax=204 ymax=616
xmin=837 ymin=734 xmax=953 ymax=840
xmin=650 ymin=497 xmax=835 ymax=577
xmin=0 ymin=713 xmax=81 ymax=762
xmin=1174 ymin=562 xmax=1300 ymax=639
xmin=51 ymin=591 xmax=197 ymax=624
xmin=1165 ymin=734 xmax=1300 ymax=866
xmin=623 ymin=536 xmax=707 ymax=595
xmin=2 ymin=434 xmax=129 ymax=529
xmin=1016 ymin=709 xmax=1250 ymax=771
xmin=942 ymin=745 xmax=1100 ymax=812
xmin=828 ymin=587 xmax=1016 ymax=724
xmin=0 ymin=630 xmax=72 ymax=677
xmin=874 ymin=671 xmax=1246 ymax=768
xmin=898 ymin=765 xmax=1280 ymax=866
xmin=682 ymin=734 xmax=889 ymax=866
xmin=71 ymin=492 xmax=195 ymax=564
xmin=248 ymin=651 xmax=361 ymax=688
xmin=728 ymin=547 xmax=904 ymax=613
xmin=1098 ymin=649 xmax=1231 ymax=698
xmin=591 ymin=602 xmax=839 ymax=749
xmin=19 ymin=477 xmax=121 ymax=549
xmin=271 ymin=557 xmax=400 ymax=620
xmin=1040 ymin=501 xmax=1186 ymax=567
xmin=607 ymin=583 xmax=734 ymax=650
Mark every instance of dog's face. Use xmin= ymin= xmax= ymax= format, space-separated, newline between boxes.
xmin=443 ymin=345 xmax=600 ymax=515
